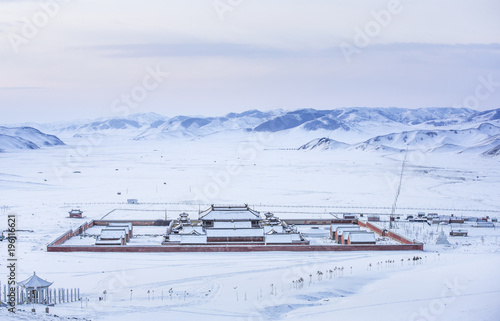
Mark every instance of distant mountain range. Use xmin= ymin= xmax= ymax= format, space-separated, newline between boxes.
xmin=2 ymin=107 xmax=500 ymax=156
xmin=0 ymin=126 xmax=65 ymax=152
xmin=38 ymin=107 xmax=500 ymax=139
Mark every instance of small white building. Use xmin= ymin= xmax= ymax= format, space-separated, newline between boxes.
xmin=475 ymin=222 xmax=495 ymax=228
xmin=104 ymin=226 xmax=131 ymax=241
xmin=342 ymin=231 xmax=369 ymax=244
xmin=108 ymin=222 xmax=134 ymax=238
xmin=450 ymin=229 xmax=468 ymax=236
xmin=347 ymin=232 xmax=376 ymax=245
xmin=96 ymin=229 xmax=127 ymax=246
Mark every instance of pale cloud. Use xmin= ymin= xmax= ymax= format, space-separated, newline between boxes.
xmin=0 ymin=0 xmax=499 ymax=123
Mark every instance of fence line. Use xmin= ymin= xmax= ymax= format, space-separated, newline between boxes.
xmin=0 ymin=283 xmax=80 ymax=306
xmin=63 ymin=202 xmax=500 ymax=213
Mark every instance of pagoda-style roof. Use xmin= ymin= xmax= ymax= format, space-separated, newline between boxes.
xmin=199 ymin=205 xmax=261 ymax=221
xmin=18 ymin=272 xmax=53 ymax=289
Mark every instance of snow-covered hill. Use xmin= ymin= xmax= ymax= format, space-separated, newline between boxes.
xmin=299 ymin=123 xmax=500 ymax=156
xmin=355 ymin=123 xmax=500 ymax=153
xmin=298 ymin=137 xmax=349 ymax=151
xmin=0 ymin=126 xmax=64 ymax=152
xmin=51 ymin=112 xmax=167 ymax=137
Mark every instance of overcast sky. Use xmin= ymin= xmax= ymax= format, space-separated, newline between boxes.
xmin=1 ymin=0 xmax=499 ymax=124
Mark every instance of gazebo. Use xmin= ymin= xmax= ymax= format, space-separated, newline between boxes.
xmin=18 ymin=272 xmax=53 ymax=304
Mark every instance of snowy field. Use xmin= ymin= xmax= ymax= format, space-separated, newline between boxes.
xmin=1 ymin=134 xmax=500 ymax=320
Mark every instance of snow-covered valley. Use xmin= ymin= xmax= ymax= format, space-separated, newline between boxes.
xmin=0 ymin=110 xmax=499 ymax=320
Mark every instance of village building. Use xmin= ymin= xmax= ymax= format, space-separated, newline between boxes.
xmin=164 ymin=205 xmax=308 ymax=245
xmin=426 ymin=213 xmax=439 ymax=220
xmin=450 ymin=229 xmax=468 ymax=237
xmin=68 ymin=209 xmax=83 ymax=218
xmin=449 ymin=217 xmax=465 ymax=224
xmin=367 ymin=215 xmax=380 ymax=222
xmin=431 ymin=215 xmax=453 ymax=224
xmin=475 ymin=222 xmax=495 ymax=228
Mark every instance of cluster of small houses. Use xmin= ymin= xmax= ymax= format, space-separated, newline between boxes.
xmin=405 ymin=212 xmax=497 ymax=226
xmin=405 ymin=212 xmax=496 ymax=237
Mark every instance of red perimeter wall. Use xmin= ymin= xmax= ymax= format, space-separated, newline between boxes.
xmin=49 ymin=220 xmax=95 ymax=246
xmin=47 ymin=244 xmax=423 ymax=252
xmin=358 ymin=221 xmax=419 ymax=245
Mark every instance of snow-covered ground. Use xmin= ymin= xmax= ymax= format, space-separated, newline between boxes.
xmin=1 ymin=134 xmax=499 ymax=320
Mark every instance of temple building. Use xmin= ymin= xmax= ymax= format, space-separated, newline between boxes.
xmin=164 ymin=205 xmax=308 ymax=245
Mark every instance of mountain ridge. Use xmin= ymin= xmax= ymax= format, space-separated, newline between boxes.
xmin=14 ymin=107 xmax=499 ymax=140
xmin=0 ymin=126 xmax=65 ymax=152
xmin=2 ymin=107 xmax=499 ymax=155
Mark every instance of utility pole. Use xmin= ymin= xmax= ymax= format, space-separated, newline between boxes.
xmin=390 ymin=148 xmax=408 ymax=229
